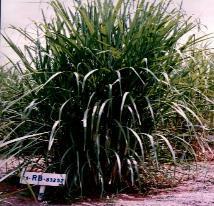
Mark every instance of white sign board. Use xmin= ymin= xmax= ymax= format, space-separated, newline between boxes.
xmin=20 ymin=171 xmax=66 ymax=186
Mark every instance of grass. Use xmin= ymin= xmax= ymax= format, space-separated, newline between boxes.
xmin=0 ymin=0 xmax=213 ymax=199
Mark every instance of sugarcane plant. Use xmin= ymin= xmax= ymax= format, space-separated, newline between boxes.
xmin=0 ymin=0 xmax=213 ymax=198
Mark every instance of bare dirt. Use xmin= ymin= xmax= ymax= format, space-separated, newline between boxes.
xmin=0 ymin=150 xmax=213 ymax=206
xmin=110 ymin=161 xmax=214 ymax=206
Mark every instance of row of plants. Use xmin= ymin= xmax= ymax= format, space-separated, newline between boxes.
xmin=0 ymin=0 xmax=213 ymax=200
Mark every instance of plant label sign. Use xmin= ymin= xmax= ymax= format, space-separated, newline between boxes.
xmin=20 ymin=171 xmax=66 ymax=186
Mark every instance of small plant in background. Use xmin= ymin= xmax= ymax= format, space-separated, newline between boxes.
xmin=0 ymin=0 xmax=213 ymax=199
xmin=0 ymin=66 xmax=25 ymax=143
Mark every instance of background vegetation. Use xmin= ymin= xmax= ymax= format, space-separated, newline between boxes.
xmin=0 ymin=0 xmax=213 ymax=199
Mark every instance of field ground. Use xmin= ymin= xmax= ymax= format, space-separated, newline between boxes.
xmin=0 ymin=146 xmax=213 ymax=206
